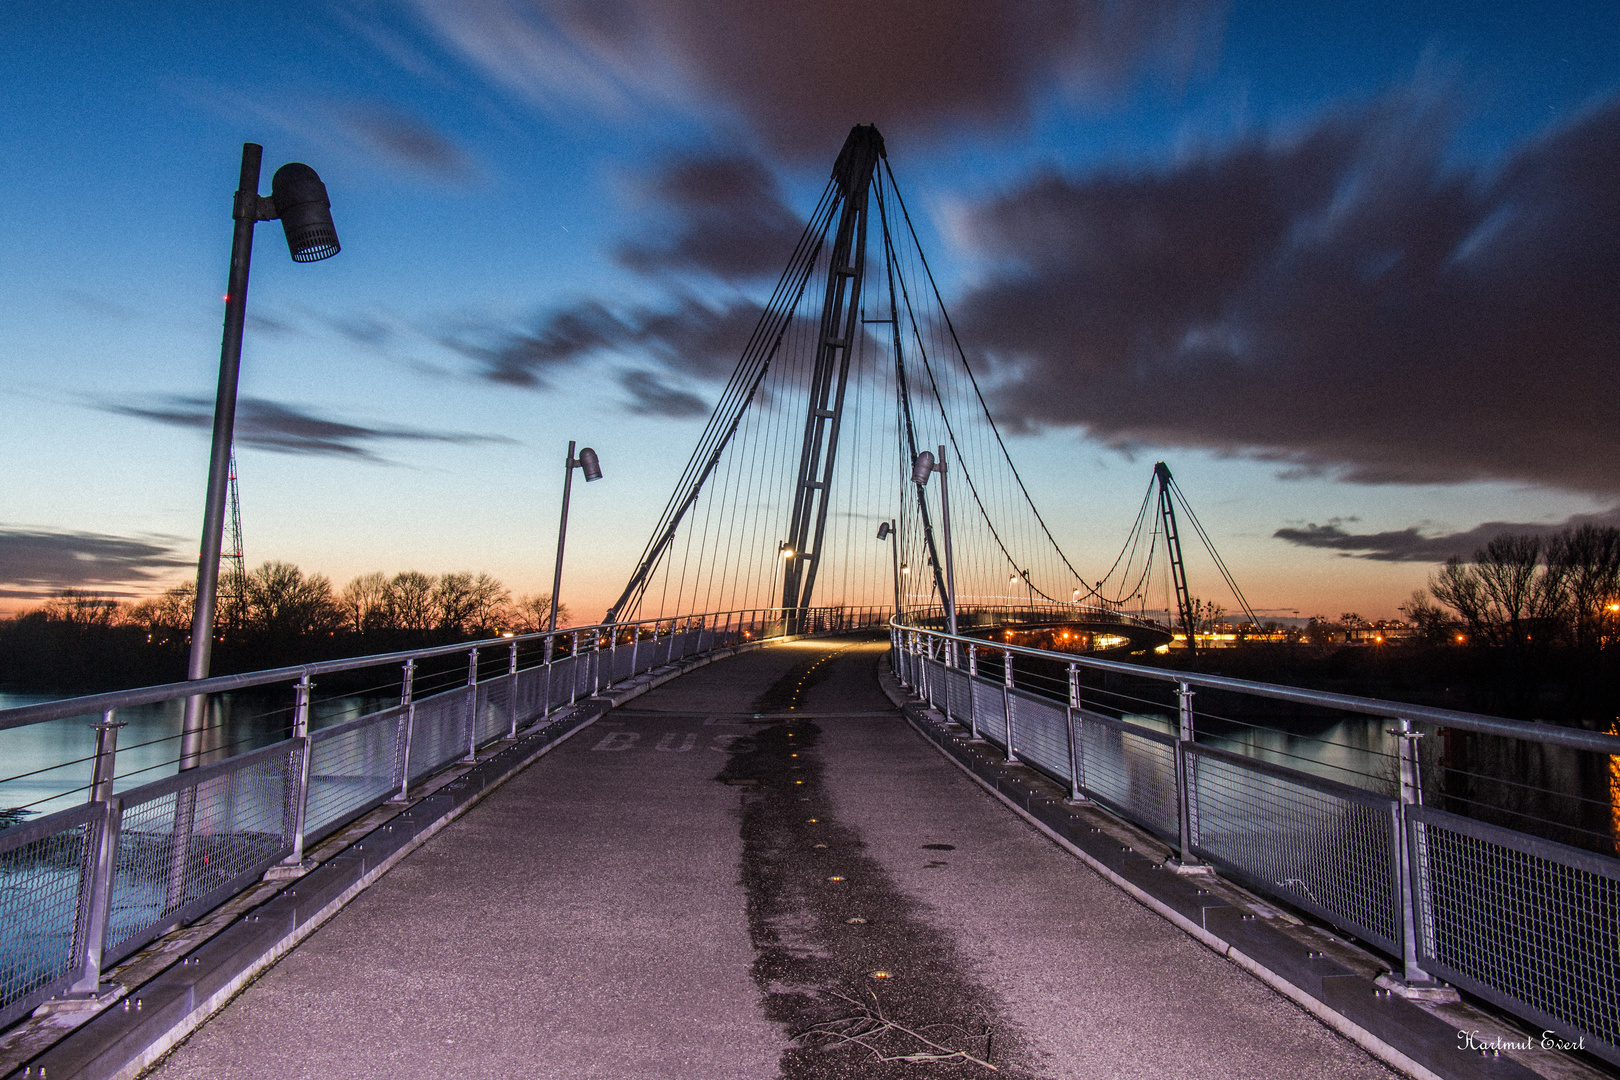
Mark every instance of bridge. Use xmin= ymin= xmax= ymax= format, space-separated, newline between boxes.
xmin=2 ymin=126 xmax=1618 ymax=1080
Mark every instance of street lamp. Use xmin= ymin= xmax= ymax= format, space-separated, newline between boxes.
xmin=181 ymin=143 xmax=339 ymax=772
xmin=876 ymin=520 xmax=902 ymax=618
xmin=550 ymin=442 xmax=603 ymax=632
xmin=912 ymin=445 xmax=957 ymax=637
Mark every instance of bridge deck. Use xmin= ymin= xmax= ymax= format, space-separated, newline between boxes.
xmin=147 ymin=639 xmax=1393 ymax=1079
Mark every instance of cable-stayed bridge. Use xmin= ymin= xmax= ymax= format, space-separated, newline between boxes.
xmin=1 ymin=127 xmax=1617 ymax=1080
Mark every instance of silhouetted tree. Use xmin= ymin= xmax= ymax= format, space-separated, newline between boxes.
xmin=385 ymin=571 xmax=437 ymax=632
xmin=244 ymin=561 xmax=340 ymax=638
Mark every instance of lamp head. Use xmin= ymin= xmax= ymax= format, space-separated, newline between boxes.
xmin=271 ymin=163 xmax=339 ymax=262
xmin=578 ymin=446 xmax=602 ymax=482
xmin=876 ymin=522 xmax=892 ymax=541
xmin=911 ymin=451 xmax=935 ymax=486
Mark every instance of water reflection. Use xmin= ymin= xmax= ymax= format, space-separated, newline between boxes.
xmin=0 ymin=691 xmax=388 ymax=823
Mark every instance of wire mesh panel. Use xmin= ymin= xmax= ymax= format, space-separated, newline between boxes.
xmin=406 ymin=689 xmax=469 ymax=783
xmin=1009 ymin=689 xmax=1071 ymax=784
xmin=1077 ymin=712 xmax=1179 ymax=842
xmin=0 ymin=804 xmax=101 ymax=1026
xmin=971 ymin=677 xmax=1001 ymax=741
xmin=107 ymin=742 xmax=298 ymax=961
xmin=945 ymin=668 xmax=973 ymax=726
xmin=613 ymin=643 xmax=634 ymax=682
xmin=547 ymin=657 xmax=574 ymax=710
xmin=304 ymin=708 xmax=404 ymax=842
xmin=1188 ymin=745 xmax=1401 ymax=954
xmin=514 ymin=665 xmax=549 ymax=724
xmin=1410 ymin=806 xmax=1620 ymax=1065
xmin=475 ymin=677 xmax=512 ymax=746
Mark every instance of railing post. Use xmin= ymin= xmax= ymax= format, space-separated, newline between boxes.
xmin=463 ymin=648 xmax=480 ymax=762
xmin=591 ymin=629 xmax=603 ymax=695
xmin=1065 ymin=662 xmax=1087 ymax=802
xmin=1001 ymin=646 xmax=1015 ymax=763
xmin=507 ymin=639 xmax=520 ymax=739
xmin=68 ymin=710 xmax=124 ymax=998
xmin=911 ymin=631 xmax=922 ymax=697
xmin=272 ymin=674 xmax=316 ymax=876
xmin=1392 ymin=717 xmax=1437 ymax=986
xmin=630 ymin=622 xmax=641 ymax=674
xmin=570 ymin=631 xmax=581 ymax=705
xmin=967 ymin=644 xmax=980 ymax=739
xmin=542 ymin=633 xmax=556 ymax=718
xmin=1173 ymin=681 xmax=1201 ymax=868
xmin=391 ymin=659 xmax=416 ymax=802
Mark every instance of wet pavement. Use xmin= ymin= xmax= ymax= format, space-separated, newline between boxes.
xmin=147 ymin=636 xmax=1396 ymax=1079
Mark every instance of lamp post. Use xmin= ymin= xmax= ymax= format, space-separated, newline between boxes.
xmin=180 ymin=143 xmax=339 ymax=771
xmin=912 ymin=445 xmax=957 ymax=638
xmin=550 ymin=441 xmax=602 ymax=633
xmin=876 ymin=520 xmax=902 ymax=618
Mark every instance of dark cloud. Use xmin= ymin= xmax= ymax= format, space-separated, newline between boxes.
xmin=957 ymin=96 xmax=1620 ymax=496
xmin=448 ymin=297 xmax=766 ymax=388
xmin=0 ymin=527 xmax=190 ymax=600
xmin=620 ymin=370 xmax=708 ymax=418
xmin=1276 ymin=508 xmax=1620 ymax=562
xmin=60 ymin=289 xmax=139 ymax=322
xmin=408 ymin=0 xmax=1217 ymax=154
xmin=101 ymin=396 xmax=512 ymax=460
xmin=246 ymin=312 xmax=300 ymax=336
xmin=334 ymin=104 xmax=475 ymax=180
xmin=617 ymin=154 xmax=802 ymax=279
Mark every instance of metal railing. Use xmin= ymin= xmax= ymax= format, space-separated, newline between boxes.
xmin=0 ymin=605 xmax=888 ymax=1027
xmin=891 ymin=613 xmax=1620 ymax=1067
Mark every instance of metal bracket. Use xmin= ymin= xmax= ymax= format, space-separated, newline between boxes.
xmin=232 ymin=190 xmax=280 ymax=221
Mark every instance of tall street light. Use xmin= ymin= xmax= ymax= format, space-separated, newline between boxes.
xmin=181 ymin=143 xmax=339 ymax=771
xmin=876 ymin=520 xmax=902 ymax=618
xmin=550 ymin=441 xmax=602 ymax=632
xmin=912 ymin=445 xmax=957 ymax=638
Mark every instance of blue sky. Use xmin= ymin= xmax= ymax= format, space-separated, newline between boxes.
xmin=2 ymin=0 xmax=1617 ymax=621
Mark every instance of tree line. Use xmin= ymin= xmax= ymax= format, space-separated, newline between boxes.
xmin=1 ymin=563 xmax=570 ymax=691
xmin=19 ymin=562 xmax=569 ymax=641
xmin=1407 ymin=524 xmax=1620 ymax=654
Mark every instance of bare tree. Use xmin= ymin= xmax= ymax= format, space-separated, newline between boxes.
xmin=1399 ymin=589 xmax=1456 ymax=645
xmin=386 ymin=571 xmax=438 ymax=632
xmin=245 ymin=561 xmax=341 ymax=638
xmin=338 ymin=572 xmax=391 ymax=634
xmin=1548 ymin=525 xmax=1620 ymax=651
xmin=125 ymin=582 xmax=196 ymax=640
xmin=36 ymin=590 xmax=122 ymax=628
xmin=432 ymin=571 xmax=510 ymax=635
xmin=511 ymin=593 xmax=568 ymax=633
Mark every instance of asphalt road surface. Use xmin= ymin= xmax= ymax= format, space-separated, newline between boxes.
xmin=148 ymin=637 xmax=1395 ymax=1079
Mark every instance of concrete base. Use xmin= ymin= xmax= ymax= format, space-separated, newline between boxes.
xmin=31 ymin=986 xmax=123 ymax=1017
xmin=261 ymin=860 xmax=317 ymax=882
xmin=1376 ymin=973 xmax=1463 ymax=1004
xmin=1166 ymin=857 xmax=1217 ymax=876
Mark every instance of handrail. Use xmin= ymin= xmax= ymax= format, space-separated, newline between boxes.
xmin=0 ymin=606 xmax=884 ymax=732
xmin=892 ymin=610 xmax=1620 ymax=755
